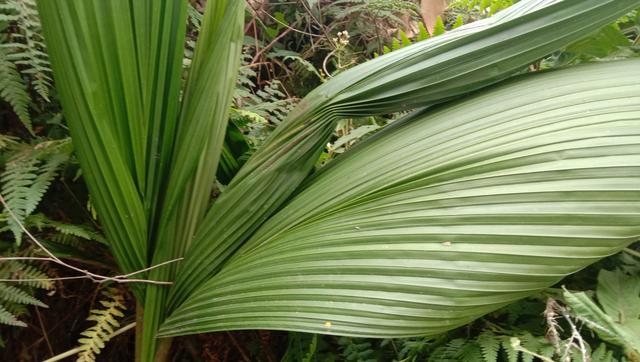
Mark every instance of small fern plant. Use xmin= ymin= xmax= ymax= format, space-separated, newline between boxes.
xmin=0 ymin=0 xmax=53 ymax=133
xmin=77 ymin=287 xmax=127 ymax=362
xmin=0 ymin=46 xmax=31 ymax=131
xmin=0 ymin=0 xmax=52 ymax=99
xmin=425 ymin=331 xmax=555 ymax=362
xmin=0 ymin=137 xmax=72 ymax=245
xmin=449 ymin=0 xmax=514 ymax=18
xmin=0 ymin=253 xmax=53 ymax=327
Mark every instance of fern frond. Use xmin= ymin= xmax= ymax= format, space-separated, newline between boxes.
xmin=1 ymin=154 xmax=38 ymax=244
xmin=0 ymin=259 xmax=53 ymax=289
xmin=428 ymin=339 xmax=467 ymax=362
xmin=501 ymin=337 xmax=519 ymax=362
xmin=234 ymin=55 xmax=296 ymax=130
xmin=476 ymin=331 xmax=501 ymax=362
xmin=2 ymin=297 xmax=27 ymax=315
xmin=517 ymin=332 xmax=551 ymax=362
xmin=77 ymin=288 xmax=126 ymax=362
xmin=1 ymin=139 xmax=72 ymax=245
xmin=329 ymin=0 xmax=419 ymax=23
xmin=0 ymin=303 xmax=26 ymax=327
xmin=591 ymin=344 xmax=627 ymax=362
xmin=0 ymin=134 xmax=19 ymax=150
xmin=338 ymin=337 xmax=376 ymax=362
xmin=1 ymin=0 xmax=52 ymax=101
xmin=0 ymin=46 xmax=32 ymax=132
xmin=26 ymin=214 xmax=107 ymax=250
xmin=0 ymin=257 xmax=51 ymax=327
xmin=459 ymin=342 xmax=484 ymax=362
xmin=0 ymin=282 xmax=45 ymax=307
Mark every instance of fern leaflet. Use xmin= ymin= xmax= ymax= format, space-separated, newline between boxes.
xmin=477 ymin=331 xmax=501 ymax=362
xmin=0 ymin=303 xmax=25 ymax=327
xmin=1 ymin=0 xmax=52 ymax=101
xmin=77 ymin=288 xmax=127 ymax=362
xmin=1 ymin=138 xmax=72 ymax=245
xmin=0 ymin=46 xmax=31 ymax=132
xmin=0 ymin=257 xmax=52 ymax=327
xmin=0 ymin=281 xmax=45 ymax=307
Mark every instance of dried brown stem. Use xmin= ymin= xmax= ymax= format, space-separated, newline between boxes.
xmin=0 ymin=194 xmax=181 ymax=286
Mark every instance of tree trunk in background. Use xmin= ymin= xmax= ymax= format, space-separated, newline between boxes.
xmin=421 ymin=0 xmax=448 ymax=34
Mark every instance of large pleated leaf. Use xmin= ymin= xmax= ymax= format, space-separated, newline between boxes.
xmin=36 ymin=1 xmax=188 ymax=277
xmin=168 ymin=0 xmax=640 ymax=311
xmin=159 ymin=60 xmax=640 ymax=337
xmin=140 ymin=1 xmax=244 ymax=360
xmin=37 ymin=1 xmax=245 ymax=359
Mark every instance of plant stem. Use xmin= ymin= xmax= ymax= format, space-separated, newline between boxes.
xmin=136 ymin=302 xmax=144 ymax=362
xmin=154 ymin=338 xmax=174 ymax=362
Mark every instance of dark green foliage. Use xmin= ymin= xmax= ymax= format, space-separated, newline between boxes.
xmin=1 ymin=138 xmax=72 ymax=245
xmin=323 ymin=0 xmax=420 ymax=54
xmin=234 ymin=53 xmax=297 ymax=130
xmin=448 ymin=0 xmax=514 ymax=20
xmin=338 ymin=337 xmax=377 ymax=362
xmin=220 ymin=51 xmax=299 ymax=182
xmin=0 ymin=46 xmax=31 ymax=132
xmin=26 ymin=213 xmax=105 ymax=246
xmin=541 ymin=9 xmax=640 ymax=68
xmin=3 ymin=1 xmax=640 ymax=360
xmin=0 ymin=0 xmax=52 ymax=112
xmin=563 ymin=269 xmax=640 ymax=358
xmin=326 ymin=0 xmax=419 ymax=28
xmin=0 ymin=252 xmax=53 ymax=327
xmin=0 ymin=282 xmax=45 ymax=308
xmin=281 ymin=333 xmax=323 ymax=362
xmin=0 ymin=0 xmax=61 ymax=147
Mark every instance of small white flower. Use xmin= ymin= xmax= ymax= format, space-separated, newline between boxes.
xmin=336 ymin=30 xmax=350 ymax=45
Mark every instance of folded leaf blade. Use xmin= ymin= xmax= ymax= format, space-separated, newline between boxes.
xmin=37 ymin=0 xmax=153 ymax=274
xmin=137 ymin=1 xmax=244 ymax=360
xmin=169 ymin=0 xmax=640 ymax=311
xmin=160 ymin=60 xmax=640 ymax=338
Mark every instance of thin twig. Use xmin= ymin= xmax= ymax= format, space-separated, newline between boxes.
xmin=511 ymin=337 xmax=555 ymax=362
xmin=35 ymin=306 xmax=54 ymax=356
xmin=252 ymin=26 xmax=294 ymax=64
xmin=623 ymin=247 xmax=640 ymax=259
xmin=0 ymin=256 xmax=52 ymax=262
xmin=298 ymin=0 xmax=332 ymax=41
xmin=226 ymin=331 xmax=252 ymax=362
xmin=0 ymin=194 xmax=181 ymax=285
xmin=246 ymin=1 xmax=321 ymax=38
xmin=0 ymin=275 xmax=86 ymax=283
xmin=118 ymin=258 xmax=184 ymax=278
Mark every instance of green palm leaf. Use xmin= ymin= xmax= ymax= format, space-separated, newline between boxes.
xmin=159 ymin=59 xmax=640 ymax=337
xmin=140 ymin=2 xmax=244 ymax=359
xmin=37 ymin=0 xmax=244 ymax=359
xmin=35 ymin=0 xmax=640 ymax=359
xmin=36 ymin=1 xmax=191 ymax=283
xmin=168 ymin=0 xmax=640 ymax=310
